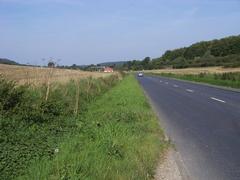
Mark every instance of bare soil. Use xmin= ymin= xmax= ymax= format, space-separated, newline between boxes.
xmin=155 ymin=149 xmax=183 ymax=180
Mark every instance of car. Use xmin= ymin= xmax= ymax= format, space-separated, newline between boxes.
xmin=138 ymin=72 xmax=144 ymax=77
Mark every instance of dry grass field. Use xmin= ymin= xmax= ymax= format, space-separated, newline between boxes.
xmin=144 ymin=66 xmax=240 ymax=75
xmin=0 ymin=64 xmax=114 ymax=85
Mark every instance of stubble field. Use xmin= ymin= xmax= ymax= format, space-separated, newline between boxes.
xmin=0 ymin=64 xmax=113 ymax=85
xmin=144 ymin=66 xmax=240 ymax=75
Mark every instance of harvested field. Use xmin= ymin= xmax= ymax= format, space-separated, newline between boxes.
xmin=0 ymin=64 xmax=114 ymax=85
xmin=144 ymin=67 xmax=240 ymax=75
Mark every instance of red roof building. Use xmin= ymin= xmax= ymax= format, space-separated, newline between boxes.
xmin=104 ymin=67 xmax=114 ymax=73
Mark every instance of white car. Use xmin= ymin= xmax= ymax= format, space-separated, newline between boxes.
xmin=138 ymin=72 xmax=144 ymax=77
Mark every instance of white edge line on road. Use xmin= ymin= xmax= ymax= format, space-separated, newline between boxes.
xmin=160 ymin=80 xmax=162 ymax=83
xmin=186 ymin=89 xmax=194 ymax=93
xmin=173 ymin=85 xmax=179 ymax=88
xmin=210 ymin=97 xmax=226 ymax=103
xmin=165 ymin=82 xmax=169 ymax=84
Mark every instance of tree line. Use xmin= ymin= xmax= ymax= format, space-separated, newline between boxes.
xmin=2 ymin=35 xmax=239 ymax=71
xmin=123 ymin=35 xmax=240 ymax=70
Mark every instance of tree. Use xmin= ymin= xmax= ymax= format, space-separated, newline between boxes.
xmin=48 ymin=61 xmax=55 ymax=68
xmin=142 ymin=57 xmax=151 ymax=69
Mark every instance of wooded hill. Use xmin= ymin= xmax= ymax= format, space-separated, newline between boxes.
xmin=123 ymin=35 xmax=240 ymax=70
xmin=0 ymin=58 xmax=19 ymax=65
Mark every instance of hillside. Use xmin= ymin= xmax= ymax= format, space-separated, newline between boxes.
xmin=97 ymin=61 xmax=127 ymax=67
xmin=124 ymin=35 xmax=240 ymax=70
xmin=0 ymin=58 xmax=19 ymax=65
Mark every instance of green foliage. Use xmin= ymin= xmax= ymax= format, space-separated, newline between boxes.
xmin=0 ymin=79 xmax=26 ymax=112
xmin=210 ymin=36 xmax=240 ymax=56
xmin=0 ymin=75 xmax=121 ymax=179
xmin=183 ymin=41 xmax=209 ymax=59
xmin=20 ymin=75 xmax=168 ymax=180
xmin=161 ymin=48 xmax=187 ymax=61
xmin=122 ymin=57 xmax=155 ymax=71
xmin=159 ymin=35 xmax=240 ymax=68
xmin=214 ymin=72 xmax=240 ymax=82
xmin=124 ymin=35 xmax=240 ymax=70
xmin=156 ymin=72 xmax=240 ymax=89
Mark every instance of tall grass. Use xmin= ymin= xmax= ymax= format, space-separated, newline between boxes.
xmin=19 ymin=75 xmax=168 ymax=180
xmin=0 ymin=64 xmax=112 ymax=85
xmin=0 ymin=74 xmax=121 ymax=179
xmin=153 ymin=72 xmax=240 ymax=89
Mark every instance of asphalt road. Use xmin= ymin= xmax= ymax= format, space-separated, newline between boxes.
xmin=137 ymin=75 xmax=240 ymax=180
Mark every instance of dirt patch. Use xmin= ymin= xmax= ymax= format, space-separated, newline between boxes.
xmin=155 ymin=149 xmax=183 ymax=180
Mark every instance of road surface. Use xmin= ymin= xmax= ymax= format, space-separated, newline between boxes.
xmin=137 ymin=75 xmax=240 ymax=180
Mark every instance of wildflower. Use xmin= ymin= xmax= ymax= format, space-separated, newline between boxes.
xmin=54 ymin=148 xmax=59 ymax=153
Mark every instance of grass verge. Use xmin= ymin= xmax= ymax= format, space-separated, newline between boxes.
xmin=150 ymin=72 xmax=240 ymax=89
xmin=20 ymin=75 xmax=168 ymax=180
xmin=0 ymin=75 xmax=121 ymax=179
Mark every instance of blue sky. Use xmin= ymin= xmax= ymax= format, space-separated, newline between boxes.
xmin=0 ymin=0 xmax=240 ymax=65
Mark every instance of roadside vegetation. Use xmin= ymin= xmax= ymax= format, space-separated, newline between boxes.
xmin=144 ymin=66 xmax=240 ymax=75
xmin=1 ymin=74 xmax=168 ymax=179
xmin=151 ymin=72 xmax=240 ymax=89
xmin=19 ymin=75 xmax=168 ymax=179
xmin=0 ymin=74 xmax=121 ymax=179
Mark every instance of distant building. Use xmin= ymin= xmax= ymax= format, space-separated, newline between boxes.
xmin=48 ymin=61 xmax=55 ymax=68
xmin=104 ymin=67 xmax=114 ymax=73
xmin=89 ymin=65 xmax=114 ymax=72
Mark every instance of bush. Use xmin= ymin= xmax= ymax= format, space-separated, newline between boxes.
xmin=0 ymin=78 xmax=26 ymax=112
xmin=198 ymin=72 xmax=207 ymax=78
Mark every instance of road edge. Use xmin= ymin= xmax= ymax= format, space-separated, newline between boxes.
xmin=136 ymin=77 xmax=190 ymax=180
xmin=148 ymin=74 xmax=240 ymax=93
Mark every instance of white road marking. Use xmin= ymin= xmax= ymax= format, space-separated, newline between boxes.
xmin=186 ymin=89 xmax=194 ymax=93
xmin=160 ymin=80 xmax=162 ymax=83
xmin=211 ymin=97 xmax=226 ymax=103
xmin=173 ymin=85 xmax=179 ymax=88
xmin=165 ymin=82 xmax=169 ymax=84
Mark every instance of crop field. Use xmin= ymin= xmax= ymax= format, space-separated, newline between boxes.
xmin=0 ymin=64 xmax=113 ymax=85
xmin=144 ymin=66 xmax=240 ymax=75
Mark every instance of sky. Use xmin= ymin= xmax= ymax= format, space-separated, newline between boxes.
xmin=0 ymin=0 xmax=240 ymax=65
